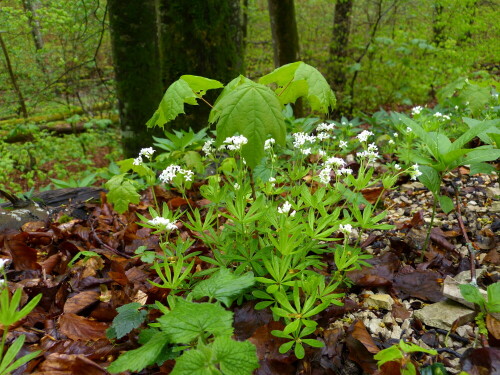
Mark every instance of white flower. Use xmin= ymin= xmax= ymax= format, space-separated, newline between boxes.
xmin=317 ymin=132 xmax=330 ymax=140
xmin=406 ymin=127 xmax=412 ymax=133
xmin=148 ymin=217 xmax=178 ymax=231
xmin=159 ymin=165 xmax=194 ymax=184
xmin=0 ymin=279 xmax=4 ymax=287
xmin=139 ymin=147 xmax=155 ymax=159
xmin=264 ymin=138 xmax=275 ymax=150
xmin=316 ymin=122 xmax=335 ymax=132
xmin=393 ymin=132 xmax=399 ymax=137
xmin=356 ymin=150 xmax=379 ymax=162
xmin=222 ymin=135 xmax=248 ymax=151
xmin=336 ymin=168 xmax=353 ymax=176
xmin=202 ymin=139 xmax=215 ymax=154
xmin=455 ymin=105 xmax=459 ymax=110
xmin=301 ymin=148 xmax=312 ymax=155
xmin=493 ymin=93 xmax=499 ymax=100
xmin=388 ymin=139 xmax=395 ymax=145
xmin=411 ymin=106 xmax=423 ymax=115
xmin=339 ymin=224 xmax=352 ymax=234
xmin=0 ymin=258 xmax=8 ymax=271
xmin=292 ymin=132 xmax=316 ymax=149
xmin=278 ymin=201 xmax=292 ymax=214
xmin=368 ymin=143 xmax=378 ymax=152
xmin=339 ymin=140 xmax=348 ymax=148
xmin=318 ymin=149 xmax=326 ymax=157
xmin=290 ymin=210 xmax=297 ymax=217
xmin=234 ymin=183 xmax=240 ymax=190
xmin=409 ymin=164 xmax=422 ymax=180
xmin=325 ymin=157 xmax=346 ymax=168
xmin=268 ymin=177 xmax=276 ymax=183
xmin=133 ymin=156 xmax=143 ymax=166
xmin=319 ymin=168 xmax=332 ymax=184
xmin=394 ymin=164 xmax=401 ymax=170
xmin=433 ymin=112 xmax=442 ymax=118
xmin=356 ymin=130 xmax=374 ymax=143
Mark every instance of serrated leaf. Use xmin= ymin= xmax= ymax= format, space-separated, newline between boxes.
xmin=417 ymin=165 xmax=441 ymax=195
xmin=107 ymin=332 xmax=171 ymax=373
xmin=211 ymin=80 xmax=286 ymax=168
xmin=212 ymin=336 xmax=259 ymax=375
xmin=158 ymin=300 xmax=233 ymax=343
xmin=259 ymin=61 xmax=336 ymax=113
xmin=190 ymin=269 xmax=254 ymax=307
xmin=209 ymin=75 xmax=253 ymax=122
xmin=147 ymin=76 xmax=223 ymax=129
xmin=110 ymin=303 xmax=147 ymax=339
xmin=170 ymin=345 xmax=216 ymax=375
xmin=105 ymin=174 xmax=140 ymax=214
xmin=438 ymin=195 xmax=454 ymax=214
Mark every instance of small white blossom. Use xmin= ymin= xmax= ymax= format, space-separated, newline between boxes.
xmin=388 ymin=139 xmax=395 ymax=145
xmin=0 ymin=258 xmax=8 ymax=271
xmin=325 ymin=157 xmax=346 ymax=168
xmin=406 ymin=127 xmax=412 ymax=133
xmin=290 ymin=210 xmax=297 ymax=217
xmin=133 ymin=156 xmax=143 ymax=166
xmin=493 ymin=93 xmax=499 ymax=100
xmin=318 ymin=149 xmax=326 ymax=157
xmin=336 ymin=168 xmax=353 ymax=176
xmin=278 ymin=201 xmax=293 ymax=214
xmin=159 ymin=165 xmax=194 ymax=184
xmin=317 ymin=132 xmax=330 ymax=140
xmin=393 ymin=132 xmax=399 ymax=137
xmin=339 ymin=140 xmax=348 ymax=148
xmin=221 ymin=135 xmax=248 ymax=151
xmin=292 ymin=132 xmax=317 ymax=149
xmin=139 ymin=147 xmax=155 ymax=159
xmin=202 ymin=139 xmax=215 ymax=155
xmin=339 ymin=224 xmax=352 ymax=234
xmin=233 ymin=183 xmax=240 ymax=190
xmin=455 ymin=105 xmax=459 ymax=110
xmin=148 ymin=217 xmax=178 ymax=231
xmin=356 ymin=150 xmax=379 ymax=163
xmin=268 ymin=177 xmax=276 ymax=187
xmin=301 ymin=148 xmax=312 ymax=155
xmin=316 ymin=122 xmax=335 ymax=132
xmin=409 ymin=164 xmax=422 ymax=180
xmin=394 ymin=164 xmax=401 ymax=170
xmin=356 ymin=130 xmax=374 ymax=143
xmin=368 ymin=143 xmax=378 ymax=152
xmin=319 ymin=168 xmax=332 ymax=184
xmin=264 ymin=138 xmax=275 ymax=150
xmin=411 ymin=106 xmax=423 ymax=115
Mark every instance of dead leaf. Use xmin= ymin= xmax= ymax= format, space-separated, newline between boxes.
xmin=168 ymin=197 xmax=195 ymax=210
xmin=4 ymin=232 xmax=41 ymax=270
xmin=348 ymin=252 xmax=400 ymax=287
xmin=393 ymin=270 xmax=445 ymax=302
xmin=460 ymin=347 xmax=500 ymax=374
xmin=361 ymin=187 xmax=386 ymax=204
xmin=351 ymin=320 xmax=380 ymax=354
xmin=32 ymin=353 xmax=107 ymax=375
xmin=234 ymin=301 xmax=273 ymax=340
xmin=487 ymin=314 xmax=500 ymax=340
xmin=58 ymin=313 xmax=108 ymax=341
xmin=346 ymin=321 xmax=378 ymax=374
xmin=63 ymin=291 xmax=100 ymax=314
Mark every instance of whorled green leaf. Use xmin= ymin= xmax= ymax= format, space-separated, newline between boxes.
xmin=210 ymin=80 xmax=286 ymax=168
xmin=0 ymin=335 xmax=40 ymax=375
xmin=157 ymin=300 xmax=233 ymax=343
xmin=147 ymin=75 xmax=223 ymax=129
xmin=190 ymin=269 xmax=254 ymax=307
xmin=259 ymin=61 xmax=336 ymax=113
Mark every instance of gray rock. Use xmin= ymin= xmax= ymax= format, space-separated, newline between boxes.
xmin=413 ymin=300 xmax=476 ymax=330
xmin=443 ymin=273 xmax=487 ymax=309
xmin=363 ymin=294 xmax=395 ymax=311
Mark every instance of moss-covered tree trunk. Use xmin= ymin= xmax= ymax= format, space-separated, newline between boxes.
xmin=158 ymin=0 xmax=244 ymax=131
xmin=267 ymin=0 xmax=300 ymax=68
xmin=108 ymin=0 xmax=163 ymax=158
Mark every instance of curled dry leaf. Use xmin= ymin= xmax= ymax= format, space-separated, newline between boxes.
xmin=63 ymin=291 xmax=100 ymax=314
xmin=58 ymin=313 xmax=108 ymax=341
xmin=4 ymin=232 xmax=41 ymax=270
xmin=487 ymin=314 xmax=500 ymax=340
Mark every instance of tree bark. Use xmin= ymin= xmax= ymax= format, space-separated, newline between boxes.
xmin=108 ymin=0 xmax=164 ymax=158
xmin=267 ymin=0 xmax=300 ymax=68
xmin=158 ymin=0 xmax=244 ymax=131
xmin=22 ymin=0 xmax=44 ymax=51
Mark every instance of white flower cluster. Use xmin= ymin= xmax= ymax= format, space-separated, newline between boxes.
xmin=202 ymin=139 xmax=215 ymax=155
xmin=159 ymin=165 xmax=194 ymax=184
xmin=339 ymin=224 xmax=352 ymax=234
xmin=292 ymin=132 xmax=317 ymax=149
xmin=133 ymin=147 xmax=156 ymax=165
xmin=336 ymin=168 xmax=353 ymax=176
xmin=264 ymin=138 xmax=275 ymax=151
xmin=411 ymin=106 xmax=423 ymax=115
xmin=277 ymin=201 xmax=296 ymax=217
xmin=356 ymin=143 xmax=379 ymax=163
xmin=317 ymin=132 xmax=331 ymax=140
xmin=324 ymin=157 xmax=346 ymax=168
xmin=409 ymin=164 xmax=422 ymax=180
xmin=148 ymin=217 xmax=178 ymax=231
xmin=406 ymin=127 xmax=412 ymax=133
xmin=319 ymin=167 xmax=332 ymax=184
xmin=433 ymin=112 xmax=451 ymax=120
xmin=339 ymin=140 xmax=348 ymax=148
xmin=219 ymin=135 xmax=248 ymax=151
xmin=316 ymin=122 xmax=335 ymax=132
xmin=356 ymin=130 xmax=374 ymax=143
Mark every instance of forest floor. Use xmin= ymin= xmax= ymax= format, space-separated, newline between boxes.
xmin=0 ymin=161 xmax=499 ymax=374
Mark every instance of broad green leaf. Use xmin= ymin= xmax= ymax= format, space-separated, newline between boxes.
xmin=401 ymin=117 xmax=439 ymax=159
xmin=463 ymin=118 xmax=500 ymax=145
xmin=294 ymin=342 xmax=305 ymax=359
xmin=147 ymin=76 xmax=223 ymax=129
xmin=469 ymin=162 xmax=497 ymax=175
xmin=259 ymin=61 xmax=336 ymax=113
xmin=437 ymin=77 xmax=466 ymax=102
xmin=209 ymin=75 xmax=253 ymax=123
xmin=158 ymin=300 xmax=233 ymax=343
xmin=441 ymin=149 xmax=471 ymax=168
xmin=437 ymin=195 xmax=454 ymax=214
xmin=459 ymin=84 xmax=490 ymax=116
xmin=452 ymin=119 xmax=500 ymax=151
xmin=212 ymin=336 xmax=259 ymax=375
xmin=461 ymin=148 xmax=500 ymax=166
xmin=107 ymin=332 xmax=171 ymax=373
xmin=486 ymin=283 xmax=500 ymax=313
xmin=417 ymin=165 xmax=441 ymax=195
xmin=459 ymin=284 xmax=485 ymax=308
xmin=398 ymin=340 xmax=437 ymax=355
xmin=105 ymin=174 xmax=141 ymax=214
xmin=211 ymin=80 xmax=286 ymax=168
xmin=420 ymin=363 xmax=449 ymax=375
xmin=108 ymin=302 xmax=147 ymax=339
xmin=170 ymin=345 xmax=217 ymax=375
xmin=190 ymin=269 xmax=254 ymax=307
xmin=436 ymin=133 xmax=452 ymax=156
xmin=374 ymin=345 xmax=403 ymax=366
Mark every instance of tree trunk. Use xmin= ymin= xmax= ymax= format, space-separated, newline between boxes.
xmin=108 ymin=0 xmax=164 ymax=158
xmin=22 ymin=0 xmax=44 ymax=51
xmin=267 ymin=0 xmax=300 ymax=67
xmin=158 ymin=0 xmax=244 ymax=131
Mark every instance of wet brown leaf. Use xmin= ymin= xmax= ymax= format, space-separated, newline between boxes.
xmin=393 ymin=270 xmax=445 ymax=302
xmin=63 ymin=291 xmax=100 ymax=314
xmin=361 ymin=187 xmax=386 ymax=204
xmin=348 ymin=252 xmax=400 ymax=287
xmin=32 ymin=353 xmax=107 ymax=375
xmin=430 ymin=228 xmax=455 ymax=252
xmin=58 ymin=313 xmax=108 ymax=341
xmin=234 ymin=301 xmax=273 ymax=341
xmin=460 ymin=347 xmax=500 ymax=375
xmin=351 ymin=320 xmax=379 ymax=354
xmin=346 ymin=321 xmax=378 ymax=374
xmin=4 ymin=232 xmax=41 ymax=270
xmin=486 ymin=314 xmax=500 ymax=340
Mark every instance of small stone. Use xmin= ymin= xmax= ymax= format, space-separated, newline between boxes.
xmin=491 ymin=201 xmax=500 ymax=213
xmin=413 ymin=300 xmax=476 ymax=330
xmin=401 ymin=319 xmax=411 ymax=332
xmin=364 ymin=294 xmax=394 ymax=311
xmin=383 ymin=312 xmax=395 ymax=325
xmin=366 ymin=318 xmax=383 ymax=335
xmin=390 ymin=324 xmax=402 ymax=340
xmin=468 ymin=201 xmax=477 ymax=206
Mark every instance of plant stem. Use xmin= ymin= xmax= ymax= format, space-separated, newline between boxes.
xmin=0 ymin=324 xmax=8 ymax=360
xmin=421 ymin=194 xmax=437 ymax=258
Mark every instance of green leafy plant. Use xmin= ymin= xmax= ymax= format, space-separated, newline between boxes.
xmin=374 ymin=340 xmax=438 ymax=375
xmin=459 ymin=282 xmax=500 ymax=336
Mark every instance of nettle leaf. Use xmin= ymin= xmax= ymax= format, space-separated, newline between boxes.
xmin=170 ymin=345 xmax=214 ymax=375
xmin=212 ymin=336 xmax=259 ymax=375
xmin=107 ymin=332 xmax=171 ymax=373
xmin=259 ymin=61 xmax=336 ymax=113
xmin=108 ymin=302 xmax=147 ymax=339
xmin=211 ymin=80 xmax=286 ymax=168
xmin=158 ymin=300 xmax=233 ymax=343
xmin=147 ymin=75 xmax=223 ymax=129
xmin=417 ymin=165 xmax=440 ymax=195
xmin=105 ymin=174 xmax=140 ymax=214
xmin=190 ymin=269 xmax=255 ymax=307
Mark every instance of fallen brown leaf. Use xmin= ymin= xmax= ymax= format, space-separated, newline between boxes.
xmin=63 ymin=291 xmax=100 ymax=314
xmin=58 ymin=313 xmax=108 ymax=341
